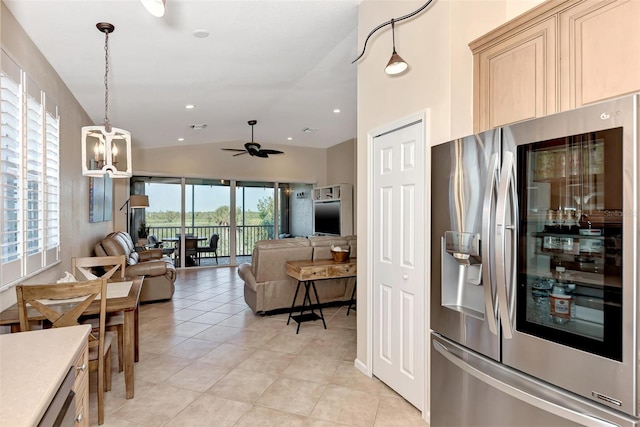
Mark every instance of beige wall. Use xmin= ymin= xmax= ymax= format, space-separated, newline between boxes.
xmin=0 ymin=3 xmax=113 ymax=311
xmin=325 ymin=138 xmax=356 ymax=187
xmin=132 ymin=142 xmax=327 ymax=183
xmin=355 ymin=0 xmax=543 ymax=416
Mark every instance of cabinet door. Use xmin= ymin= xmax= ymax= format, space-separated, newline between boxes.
xmin=474 ymin=17 xmax=558 ymax=132
xmin=560 ymin=0 xmax=640 ymax=110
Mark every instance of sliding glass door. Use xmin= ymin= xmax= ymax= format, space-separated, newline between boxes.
xmin=131 ymin=176 xmax=310 ymax=268
xmin=184 ymin=179 xmax=230 ymax=266
xmin=236 ymin=182 xmax=275 ymax=258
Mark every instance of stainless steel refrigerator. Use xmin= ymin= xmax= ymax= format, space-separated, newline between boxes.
xmin=430 ymin=93 xmax=639 ymax=426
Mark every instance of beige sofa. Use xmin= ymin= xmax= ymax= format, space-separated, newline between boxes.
xmin=94 ymin=231 xmax=177 ymax=302
xmin=239 ymin=235 xmax=357 ymax=314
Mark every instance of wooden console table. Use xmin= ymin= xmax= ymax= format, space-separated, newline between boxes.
xmin=285 ymin=258 xmax=357 ymax=333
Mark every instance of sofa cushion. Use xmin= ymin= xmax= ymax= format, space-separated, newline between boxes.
xmin=308 ymin=236 xmax=349 ymax=260
xmin=252 ymin=238 xmax=312 ymax=283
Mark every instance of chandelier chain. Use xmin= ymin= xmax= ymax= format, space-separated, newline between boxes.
xmin=103 ymin=30 xmax=111 ymax=131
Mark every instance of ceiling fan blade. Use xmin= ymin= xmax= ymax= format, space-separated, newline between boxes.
xmin=221 ymin=148 xmax=247 ymax=152
xmin=260 ymin=149 xmax=284 ymax=155
xmin=233 ymin=151 xmax=249 ymax=157
xmin=256 ymin=151 xmax=269 ymax=158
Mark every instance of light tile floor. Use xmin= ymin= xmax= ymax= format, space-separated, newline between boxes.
xmin=89 ymin=267 xmax=428 ymax=426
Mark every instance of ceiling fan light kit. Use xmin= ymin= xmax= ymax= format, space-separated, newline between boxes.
xmin=81 ymin=22 xmax=132 ymax=178
xmin=221 ymin=120 xmax=284 ymax=159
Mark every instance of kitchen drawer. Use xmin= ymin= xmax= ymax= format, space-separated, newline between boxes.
xmin=72 ymin=341 xmax=88 ymax=427
xmin=74 ymin=383 xmax=88 ymax=427
xmin=72 ymin=341 xmax=88 ymax=391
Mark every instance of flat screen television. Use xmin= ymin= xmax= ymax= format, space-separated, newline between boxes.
xmin=314 ymin=201 xmax=341 ymax=235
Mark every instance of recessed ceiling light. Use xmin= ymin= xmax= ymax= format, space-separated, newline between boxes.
xmin=287 ymin=137 xmax=293 ymax=141
xmin=185 ymin=104 xmax=195 ymax=109
xmin=333 ymin=108 xmax=341 ymax=113
xmin=193 ymin=29 xmax=209 ymax=38
xmin=178 ymin=138 xmax=185 ymax=141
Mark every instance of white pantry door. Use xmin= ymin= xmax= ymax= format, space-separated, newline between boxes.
xmin=372 ymin=120 xmax=425 ymax=410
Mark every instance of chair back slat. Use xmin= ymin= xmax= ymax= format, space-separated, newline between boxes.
xmin=210 ymin=234 xmax=219 ymax=249
xmin=72 ymin=255 xmax=126 ymax=280
xmin=16 ymin=279 xmax=107 ymax=334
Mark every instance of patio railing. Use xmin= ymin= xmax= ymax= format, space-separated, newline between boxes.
xmin=147 ymin=225 xmax=274 ymax=257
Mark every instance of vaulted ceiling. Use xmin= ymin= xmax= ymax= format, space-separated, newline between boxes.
xmin=4 ymin=0 xmax=359 ymax=151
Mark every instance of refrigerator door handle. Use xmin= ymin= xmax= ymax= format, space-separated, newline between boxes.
xmin=432 ymin=338 xmax=621 ymax=427
xmin=495 ymin=151 xmax=517 ymax=339
xmin=507 ymin=155 xmax=518 ymax=323
xmin=482 ymin=152 xmax=499 ymax=336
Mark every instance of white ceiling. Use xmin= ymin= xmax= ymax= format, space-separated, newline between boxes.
xmin=4 ymin=0 xmax=360 ymax=151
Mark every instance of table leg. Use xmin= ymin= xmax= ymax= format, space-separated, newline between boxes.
xmin=310 ymin=281 xmax=326 ymax=329
xmin=287 ymin=280 xmax=303 ymax=326
xmin=296 ymin=282 xmax=312 ymax=334
xmin=124 ymin=309 xmax=135 ymax=399
xmin=134 ymin=303 xmax=140 ymax=362
xmin=346 ymin=279 xmax=357 ymax=316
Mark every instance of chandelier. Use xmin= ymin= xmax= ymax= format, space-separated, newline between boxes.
xmin=81 ymin=22 xmax=132 ymax=178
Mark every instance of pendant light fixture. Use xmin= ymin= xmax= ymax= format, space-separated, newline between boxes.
xmin=140 ymin=0 xmax=166 ymax=17
xmin=384 ymin=19 xmax=408 ymax=75
xmin=81 ymin=22 xmax=132 ymax=178
xmin=352 ymin=0 xmax=435 ymax=74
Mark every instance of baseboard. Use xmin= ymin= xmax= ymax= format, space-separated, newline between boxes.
xmin=354 ymin=358 xmax=370 ymax=376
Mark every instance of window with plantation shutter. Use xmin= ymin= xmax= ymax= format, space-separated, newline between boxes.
xmin=1 ymin=49 xmax=60 ymax=289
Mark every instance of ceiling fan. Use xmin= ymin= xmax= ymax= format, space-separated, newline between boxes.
xmin=221 ymin=120 xmax=284 ymax=158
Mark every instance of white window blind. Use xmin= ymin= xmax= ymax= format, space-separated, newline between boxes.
xmin=1 ymin=60 xmax=22 ymax=270
xmin=45 ymin=105 xmax=60 ymax=253
xmin=26 ymin=79 xmax=43 ymax=261
xmin=1 ymin=50 xmax=60 ymax=289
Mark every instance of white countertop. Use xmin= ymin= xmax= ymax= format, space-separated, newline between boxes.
xmin=0 ymin=325 xmax=91 ymax=426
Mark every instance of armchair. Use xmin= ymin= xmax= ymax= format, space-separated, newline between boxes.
xmin=94 ymin=231 xmax=176 ymax=302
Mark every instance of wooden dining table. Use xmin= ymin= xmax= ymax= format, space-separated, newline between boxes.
xmin=0 ymin=277 xmax=143 ymax=399
xmin=163 ymin=236 xmax=206 ymax=266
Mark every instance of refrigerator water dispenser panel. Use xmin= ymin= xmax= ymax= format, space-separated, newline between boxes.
xmin=441 ymin=235 xmax=485 ymax=320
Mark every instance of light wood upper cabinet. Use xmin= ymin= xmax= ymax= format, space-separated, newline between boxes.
xmin=473 ymin=16 xmax=558 ymax=131
xmin=559 ymin=0 xmax=640 ymax=110
xmin=471 ymin=0 xmax=640 ymax=132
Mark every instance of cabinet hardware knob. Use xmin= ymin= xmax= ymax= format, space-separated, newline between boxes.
xmin=76 ymin=363 xmax=87 ymax=372
xmin=403 ymin=274 xmax=408 ymax=280
xmin=75 ymin=412 xmax=83 ymax=422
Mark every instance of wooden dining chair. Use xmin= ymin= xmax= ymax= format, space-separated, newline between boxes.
xmin=16 ymin=279 xmax=112 ymax=425
xmin=73 ymin=255 xmax=126 ymax=372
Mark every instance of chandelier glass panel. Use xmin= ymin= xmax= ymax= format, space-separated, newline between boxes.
xmin=81 ymin=22 xmax=132 ymax=178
